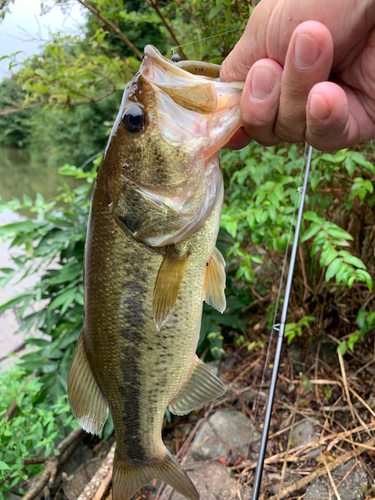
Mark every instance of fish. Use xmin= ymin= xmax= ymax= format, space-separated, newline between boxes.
xmin=67 ymin=45 xmax=243 ymax=500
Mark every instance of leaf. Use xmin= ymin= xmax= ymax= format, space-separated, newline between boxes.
xmin=338 ymin=341 xmax=347 ymax=355
xmin=326 ymin=258 xmax=342 ymax=281
xmin=250 ymin=255 xmax=264 ymax=264
xmin=351 ymin=151 xmax=367 ymax=167
xmin=0 ymin=220 xmax=38 ymax=238
xmin=303 ymin=211 xmax=320 ymax=222
xmin=338 ymin=251 xmax=366 ymax=269
xmin=34 ymin=68 xmax=47 ymax=78
xmin=301 ymin=222 xmax=320 ymax=241
xmin=49 ymin=288 xmax=77 ymax=312
xmin=345 ymin=157 xmax=356 ymax=176
xmin=208 ymin=5 xmax=223 ymax=20
xmin=326 ymin=227 xmax=353 ymax=240
xmin=323 ymin=248 xmax=338 ymax=267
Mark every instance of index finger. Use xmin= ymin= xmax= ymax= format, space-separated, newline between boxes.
xmin=220 ymin=0 xmax=283 ymax=81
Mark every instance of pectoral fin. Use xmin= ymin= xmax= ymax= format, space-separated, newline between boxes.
xmin=67 ymin=330 xmax=108 ymax=434
xmin=169 ymin=355 xmax=225 ymax=415
xmin=153 ymin=246 xmax=189 ymax=331
xmin=203 ymin=247 xmax=226 ymax=313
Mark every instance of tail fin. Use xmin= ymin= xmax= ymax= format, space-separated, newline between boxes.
xmin=113 ymin=449 xmax=199 ymax=500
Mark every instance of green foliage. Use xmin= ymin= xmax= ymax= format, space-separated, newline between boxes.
xmin=0 ymin=164 xmax=95 ymax=399
xmin=285 ymin=317 xmax=316 ymax=344
xmin=0 ymin=365 xmax=78 ymax=497
xmin=0 ymin=0 xmax=251 ymax=163
xmin=220 ymin=143 xmax=375 ymax=353
xmin=338 ymin=308 xmax=375 ymax=355
xmin=18 ymin=33 xmax=138 ymax=110
xmin=302 ymin=211 xmax=372 ymax=290
xmin=27 ymin=93 xmax=122 ymax=167
xmin=221 ymin=143 xmax=305 ymax=263
xmin=0 ymin=0 xmax=14 ymax=20
xmin=0 ymin=78 xmax=34 ymax=148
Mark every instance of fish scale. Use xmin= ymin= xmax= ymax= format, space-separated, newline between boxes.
xmin=67 ymin=45 xmax=244 ymax=500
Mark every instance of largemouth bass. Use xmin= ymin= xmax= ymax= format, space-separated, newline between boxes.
xmin=67 ymin=45 xmax=243 ymax=500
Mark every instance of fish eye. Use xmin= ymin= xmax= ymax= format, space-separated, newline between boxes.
xmin=122 ymin=106 xmax=146 ymax=133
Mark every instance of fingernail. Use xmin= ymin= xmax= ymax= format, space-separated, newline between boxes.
xmin=310 ymin=93 xmax=331 ymax=120
xmin=250 ymin=66 xmax=275 ymax=100
xmin=295 ymin=34 xmax=321 ymax=69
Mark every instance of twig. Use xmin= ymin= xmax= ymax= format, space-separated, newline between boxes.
xmin=145 ymin=0 xmax=187 ymax=59
xmin=172 ymin=0 xmax=194 ymax=14
xmin=337 ymin=350 xmax=357 ymax=426
xmin=240 ymin=424 xmax=374 ymax=473
xmin=77 ymin=442 xmax=116 ymax=500
xmin=229 ymin=359 xmax=260 ymax=387
xmin=321 ymin=453 xmax=342 ymax=500
xmin=22 ymin=457 xmax=47 ymax=465
xmin=264 ymin=436 xmax=375 ymax=500
xmin=76 ymin=0 xmax=142 ymax=59
xmin=22 ymin=428 xmax=85 ymax=500
xmin=0 ymin=102 xmax=44 ymax=116
xmin=337 ymin=356 xmax=373 ymax=438
xmin=349 ymin=386 xmax=375 ymax=420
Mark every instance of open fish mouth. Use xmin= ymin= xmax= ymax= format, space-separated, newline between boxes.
xmin=141 ymin=45 xmax=243 ymax=150
xmin=103 ymin=45 xmax=244 ymax=247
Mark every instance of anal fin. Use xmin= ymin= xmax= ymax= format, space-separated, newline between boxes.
xmin=153 ymin=246 xmax=189 ymax=331
xmin=67 ymin=330 xmax=108 ymax=434
xmin=203 ymin=247 xmax=226 ymax=313
xmin=169 ymin=355 xmax=225 ymax=415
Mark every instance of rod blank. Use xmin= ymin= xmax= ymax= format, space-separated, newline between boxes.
xmin=250 ymin=145 xmax=313 ymax=500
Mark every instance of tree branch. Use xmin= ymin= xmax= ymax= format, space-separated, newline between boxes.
xmin=0 ymin=102 xmax=43 ymax=116
xmin=145 ymin=0 xmax=187 ymax=59
xmin=0 ymin=88 xmax=121 ymax=116
xmin=76 ymin=0 xmax=143 ymax=60
xmin=169 ymin=0 xmax=194 ymax=15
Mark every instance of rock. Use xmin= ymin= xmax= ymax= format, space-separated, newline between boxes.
xmin=190 ymin=410 xmax=260 ymax=462
xmin=305 ymin=459 xmax=367 ymax=500
xmin=291 ymin=420 xmax=321 ymax=458
xmin=170 ymin=461 xmax=251 ymax=500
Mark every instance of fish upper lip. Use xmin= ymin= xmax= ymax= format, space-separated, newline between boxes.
xmin=143 ymin=45 xmax=205 ymax=83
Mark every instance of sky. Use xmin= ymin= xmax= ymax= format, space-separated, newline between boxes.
xmin=0 ymin=0 xmax=86 ymax=79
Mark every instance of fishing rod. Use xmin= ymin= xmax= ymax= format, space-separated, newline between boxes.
xmin=251 ymin=145 xmax=313 ymax=500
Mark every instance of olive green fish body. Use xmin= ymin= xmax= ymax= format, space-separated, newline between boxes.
xmin=68 ymin=45 xmax=243 ymax=500
xmin=84 ymin=173 xmax=222 ymax=459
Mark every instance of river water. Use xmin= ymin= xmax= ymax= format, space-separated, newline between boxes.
xmin=0 ymin=147 xmax=81 ymax=220
xmin=0 ymin=147 xmax=83 ymax=366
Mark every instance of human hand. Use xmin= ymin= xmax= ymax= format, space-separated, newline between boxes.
xmin=221 ymin=0 xmax=375 ymax=151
